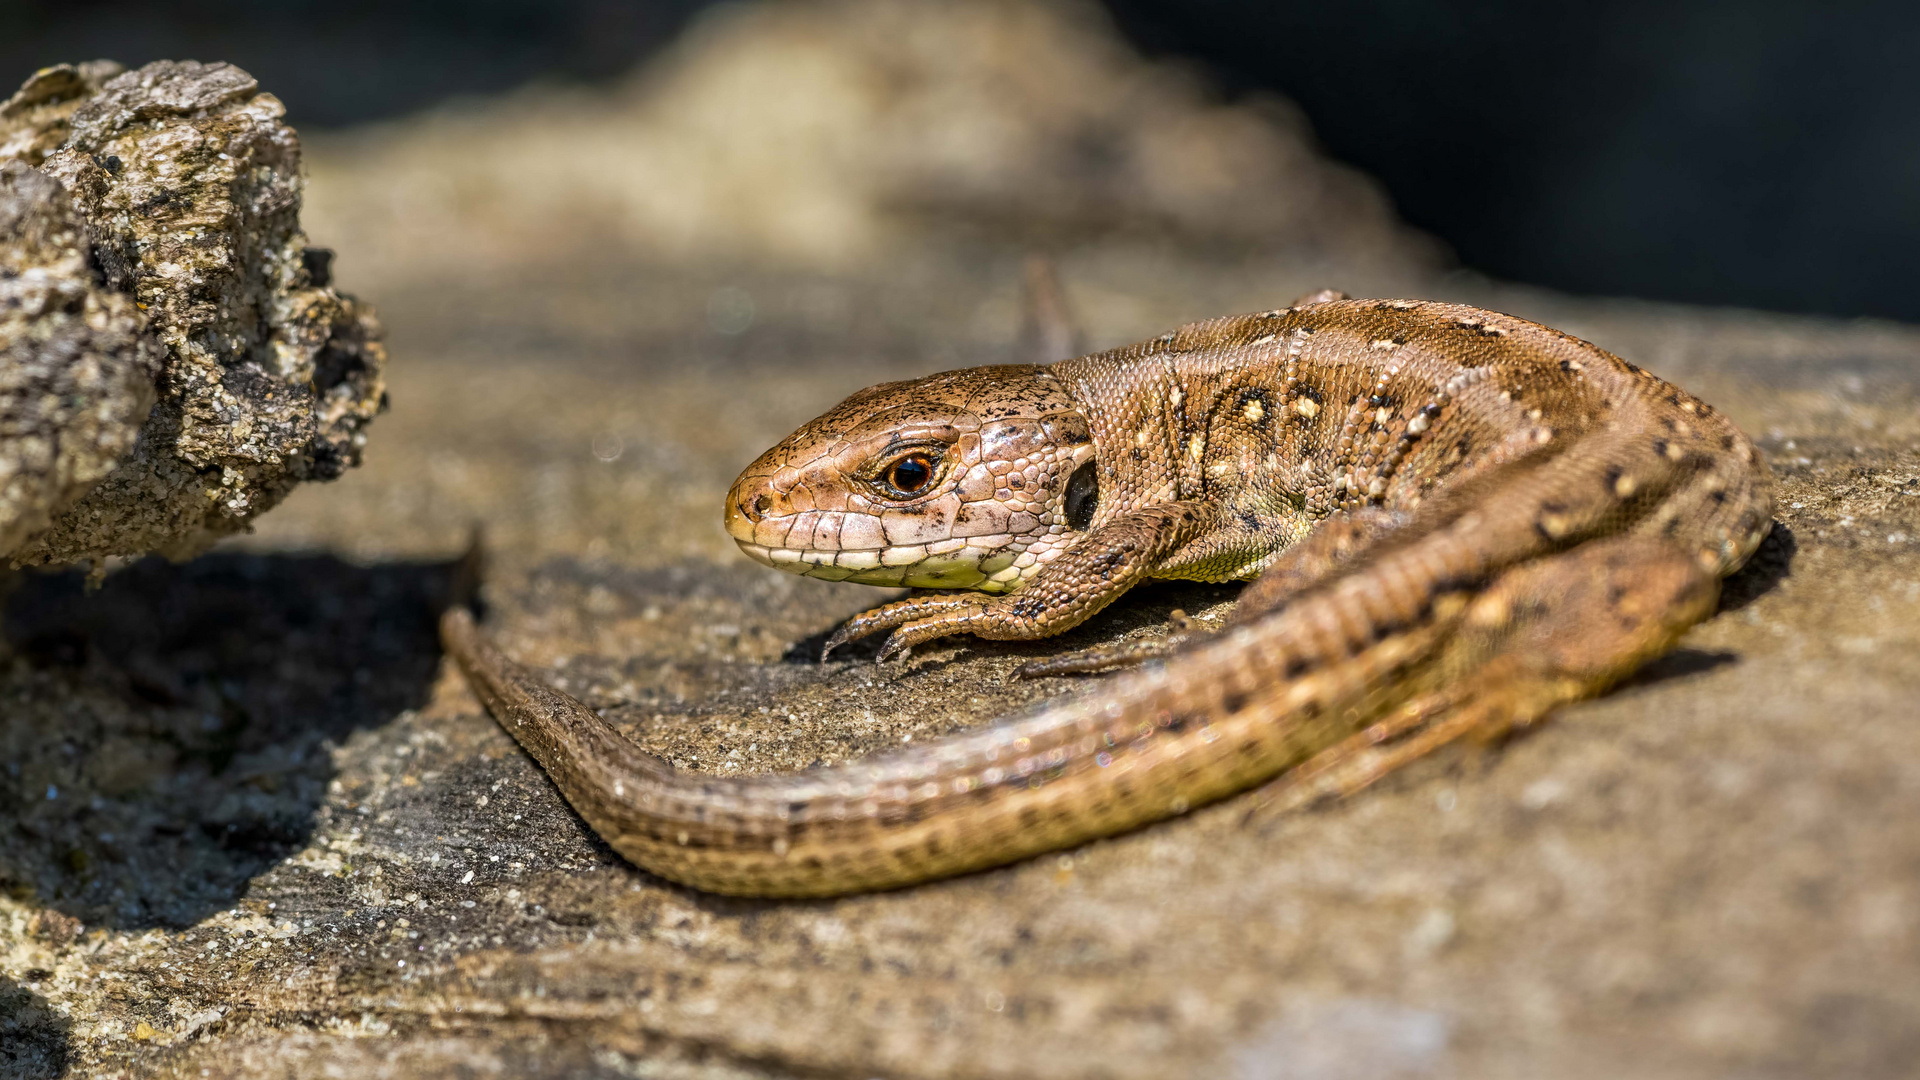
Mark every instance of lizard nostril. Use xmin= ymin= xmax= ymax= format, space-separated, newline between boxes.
xmin=752 ymin=494 xmax=773 ymax=516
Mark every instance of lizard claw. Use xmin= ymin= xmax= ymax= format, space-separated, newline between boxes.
xmin=876 ymin=634 xmax=914 ymax=664
xmin=814 ymin=618 xmax=867 ymax=661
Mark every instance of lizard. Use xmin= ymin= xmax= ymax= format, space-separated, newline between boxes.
xmin=441 ymin=287 xmax=1774 ymax=898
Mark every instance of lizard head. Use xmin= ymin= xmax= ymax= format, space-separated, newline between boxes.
xmin=725 ymin=365 xmax=1097 ymax=592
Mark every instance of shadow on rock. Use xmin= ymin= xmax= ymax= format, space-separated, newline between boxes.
xmin=0 ymin=552 xmax=456 ymax=930
xmin=1718 ymin=520 xmax=1796 ymax=612
xmin=0 ymin=976 xmax=69 ymax=1080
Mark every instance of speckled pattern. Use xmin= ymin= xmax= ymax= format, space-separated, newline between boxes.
xmin=444 ymin=295 xmax=1773 ymax=898
xmin=0 ymin=60 xmax=387 ymax=567
xmin=0 ymin=160 xmax=160 ymax=556
xmin=729 ymin=297 xmax=1772 ymax=664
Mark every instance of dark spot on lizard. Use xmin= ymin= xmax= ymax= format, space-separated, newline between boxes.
xmin=1709 ymin=489 xmax=1728 ymax=504
xmin=1603 ymin=465 xmax=1624 ymax=492
xmin=1221 ymin=692 xmax=1248 ymax=714
xmin=1652 ymin=439 xmax=1670 ymax=458
xmin=1064 ymin=461 xmax=1099 ymax=531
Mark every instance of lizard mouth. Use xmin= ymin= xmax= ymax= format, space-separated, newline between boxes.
xmin=731 ymin=532 xmax=1006 ymax=590
xmin=725 ymin=469 xmax=1002 ymax=589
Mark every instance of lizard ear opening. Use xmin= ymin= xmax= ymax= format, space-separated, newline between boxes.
xmin=1064 ymin=461 xmax=1099 ymax=531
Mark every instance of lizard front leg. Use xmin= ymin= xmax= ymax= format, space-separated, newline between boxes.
xmin=825 ymin=500 xmax=1221 ymax=662
xmin=1015 ymin=507 xmax=1412 ymax=679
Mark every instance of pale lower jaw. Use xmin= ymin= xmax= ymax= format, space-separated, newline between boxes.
xmin=732 ymin=539 xmax=1010 ymax=592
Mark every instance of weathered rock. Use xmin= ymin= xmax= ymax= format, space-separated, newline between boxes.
xmin=0 ymin=161 xmax=159 ymax=558
xmin=0 ymin=61 xmax=125 ymax=168
xmin=0 ymin=60 xmax=386 ymax=567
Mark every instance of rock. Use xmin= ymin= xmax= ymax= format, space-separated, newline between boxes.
xmin=0 ymin=61 xmax=125 ymax=167
xmin=301 ymin=0 xmax=1437 ymax=287
xmin=0 ymin=60 xmax=386 ymax=568
xmin=0 ymin=161 xmax=159 ymax=557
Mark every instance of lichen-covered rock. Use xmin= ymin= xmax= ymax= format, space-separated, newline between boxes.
xmin=0 ymin=162 xmax=160 ymax=557
xmin=0 ymin=60 xmax=386 ymax=567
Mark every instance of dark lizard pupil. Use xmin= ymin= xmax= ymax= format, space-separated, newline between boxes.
xmin=889 ymin=455 xmax=932 ymax=493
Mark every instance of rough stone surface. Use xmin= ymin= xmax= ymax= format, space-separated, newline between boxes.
xmin=0 ymin=161 xmax=159 ymax=558
xmin=0 ymin=60 xmax=386 ymax=568
xmin=2 ymin=4 xmax=1918 ymax=1079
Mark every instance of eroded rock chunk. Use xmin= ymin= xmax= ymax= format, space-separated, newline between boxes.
xmin=0 ymin=161 xmax=160 ymax=557
xmin=0 ymin=60 xmax=385 ymax=567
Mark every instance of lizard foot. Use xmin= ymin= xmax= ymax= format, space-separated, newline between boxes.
xmin=823 ymin=592 xmax=999 ymax=663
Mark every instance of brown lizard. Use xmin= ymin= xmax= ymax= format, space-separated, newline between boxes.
xmin=441 ymin=288 xmax=1774 ymax=897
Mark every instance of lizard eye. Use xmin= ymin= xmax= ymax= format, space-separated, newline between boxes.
xmin=882 ymin=451 xmax=939 ymax=496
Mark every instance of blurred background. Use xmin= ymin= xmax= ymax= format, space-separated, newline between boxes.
xmin=5 ymin=0 xmax=1916 ymax=321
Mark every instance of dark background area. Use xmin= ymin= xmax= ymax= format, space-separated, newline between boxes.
xmin=5 ymin=0 xmax=1915 ymax=322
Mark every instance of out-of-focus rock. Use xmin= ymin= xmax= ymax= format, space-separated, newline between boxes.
xmin=305 ymin=0 xmax=1437 ymax=286
xmin=0 ymin=60 xmax=125 ymax=166
xmin=0 ymin=60 xmax=386 ymax=568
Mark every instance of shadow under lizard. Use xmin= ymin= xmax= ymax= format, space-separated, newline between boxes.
xmin=441 ymin=288 xmax=1774 ymax=897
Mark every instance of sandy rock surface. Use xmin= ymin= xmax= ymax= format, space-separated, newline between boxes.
xmin=3 ymin=3 xmax=1918 ymax=1079
xmin=0 ymin=60 xmax=385 ymax=568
